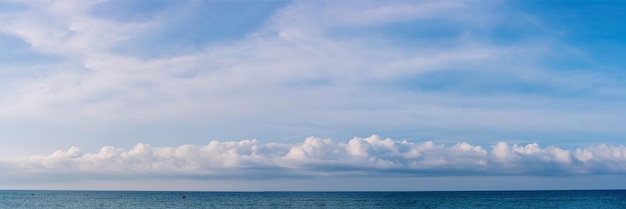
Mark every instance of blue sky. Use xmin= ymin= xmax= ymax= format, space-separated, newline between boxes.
xmin=0 ymin=0 xmax=626 ymax=191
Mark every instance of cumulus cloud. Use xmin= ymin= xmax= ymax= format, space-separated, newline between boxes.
xmin=20 ymin=135 xmax=626 ymax=178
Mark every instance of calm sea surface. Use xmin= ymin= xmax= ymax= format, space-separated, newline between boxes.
xmin=0 ymin=190 xmax=624 ymax=208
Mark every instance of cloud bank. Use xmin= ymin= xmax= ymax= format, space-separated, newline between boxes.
xmin=22 ymin=135 xmax=626 ymax=178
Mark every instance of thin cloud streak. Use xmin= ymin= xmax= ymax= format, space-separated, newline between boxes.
xmin=21 ymin=135 xmax=626 ymax=178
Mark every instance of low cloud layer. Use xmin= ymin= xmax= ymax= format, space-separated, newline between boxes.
xmin=21 ymin=135 xmax=626 ymax=178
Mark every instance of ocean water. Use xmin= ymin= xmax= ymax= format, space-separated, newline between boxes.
xmin=0 ymin=190 xmax=625 ymax=208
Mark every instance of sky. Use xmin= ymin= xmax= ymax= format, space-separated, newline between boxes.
xmin=0 ymin=0 xmax=626 ymax=191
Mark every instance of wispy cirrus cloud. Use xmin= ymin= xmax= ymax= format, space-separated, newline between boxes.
xmin=0 ymin=0 xmax=625 ymax=158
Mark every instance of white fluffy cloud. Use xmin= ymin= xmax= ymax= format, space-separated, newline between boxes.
xmin=21 ymin=136 xmax=626 ymax=178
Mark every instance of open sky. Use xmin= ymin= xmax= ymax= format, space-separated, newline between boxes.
xmin=1 ymin=0 xmax=626 ymax=191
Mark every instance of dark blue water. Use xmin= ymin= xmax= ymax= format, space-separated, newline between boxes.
xmin=1 ymin=190 xmax=625 ymax=208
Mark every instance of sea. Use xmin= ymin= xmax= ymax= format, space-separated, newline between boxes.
xmin=0 ymin=190 xmax=625 ymax=208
